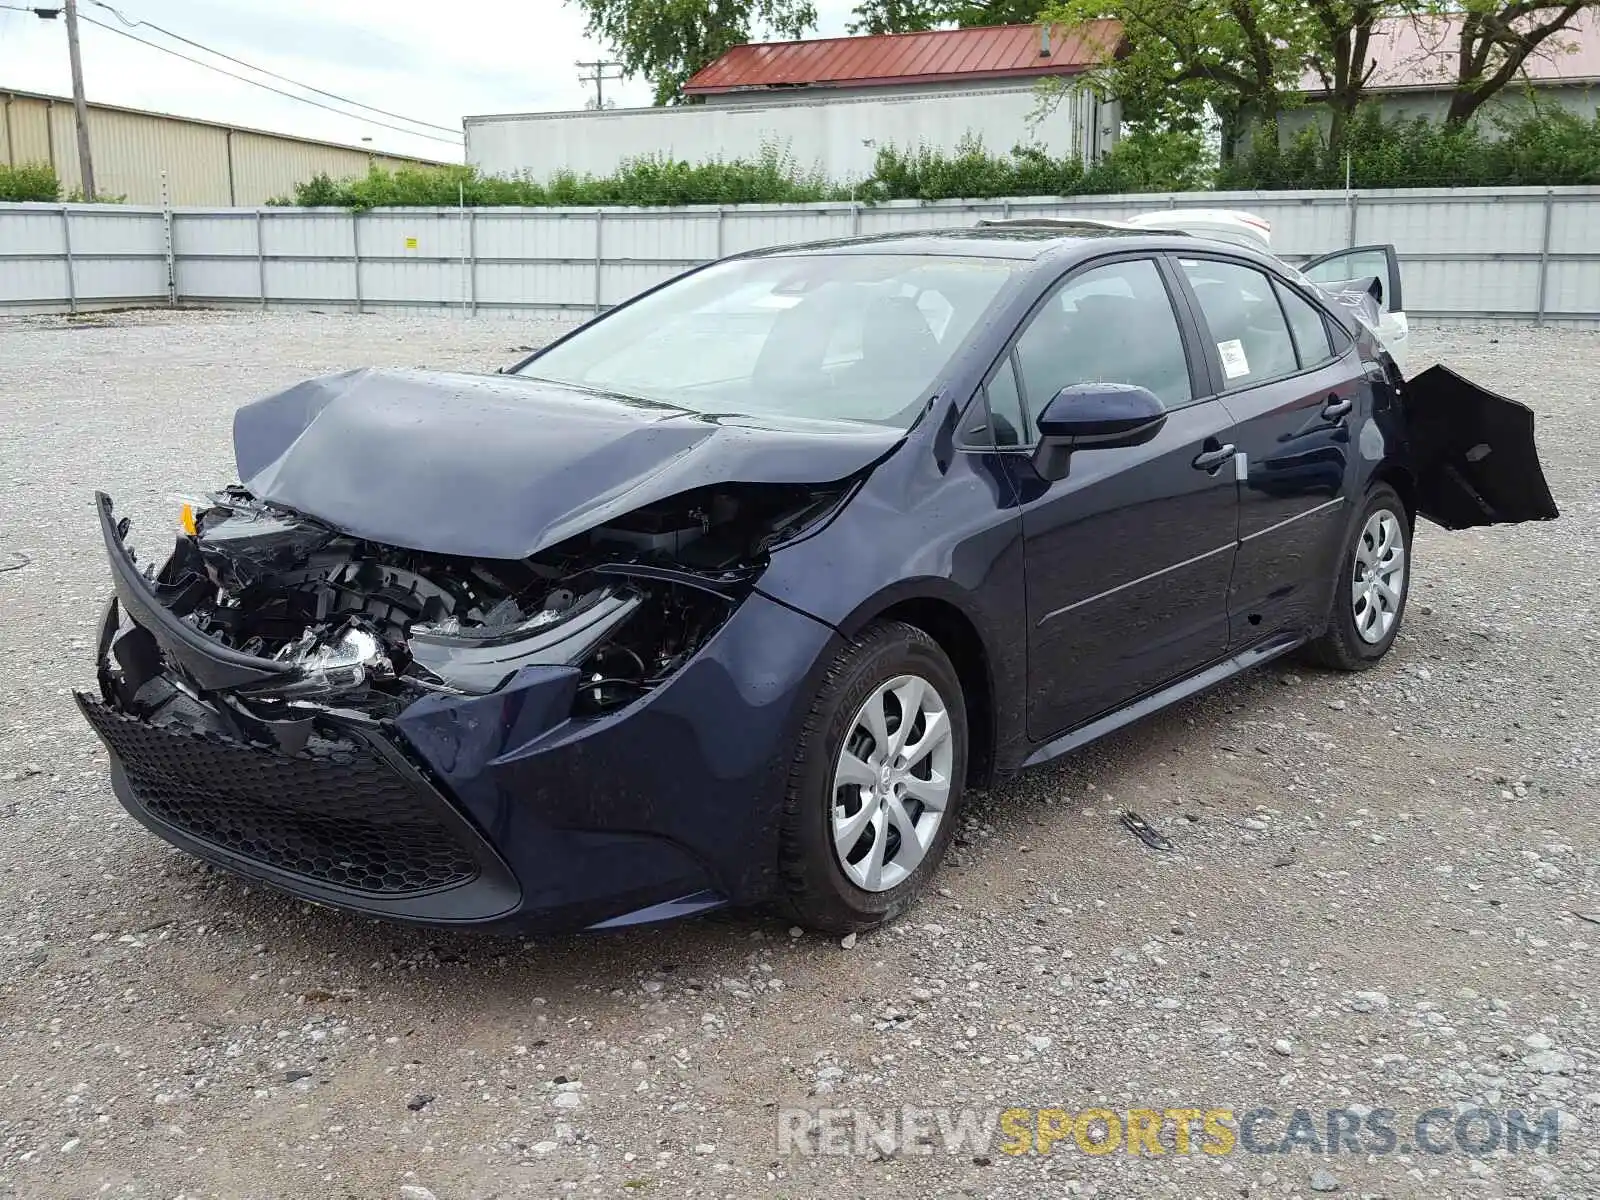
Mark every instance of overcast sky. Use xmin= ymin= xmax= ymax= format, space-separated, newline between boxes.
xmin=0 ymin=0 xmax=858 ymax=161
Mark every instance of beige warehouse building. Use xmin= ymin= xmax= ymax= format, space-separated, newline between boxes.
xmin=1 ymin=87 xmax=449 ymax=206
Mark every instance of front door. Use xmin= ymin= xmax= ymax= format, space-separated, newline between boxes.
xmin=990 ymin=255 xmax=1240 ymax=741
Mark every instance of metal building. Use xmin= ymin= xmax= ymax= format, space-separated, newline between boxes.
xmin=466 ymin=22 xmax=1122 ymax=184
xmin=0 ymin=87 xmax=447 ymax=206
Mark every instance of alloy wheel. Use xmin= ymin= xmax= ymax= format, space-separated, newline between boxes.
xmin=830 ymin=673 xmax=954 ymax=892
xmin=1351 ymin=508 xmax=1406 ymax=644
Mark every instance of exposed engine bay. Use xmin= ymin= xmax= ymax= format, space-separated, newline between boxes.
xmin=107 ymin=480 xmax=849 ymax=732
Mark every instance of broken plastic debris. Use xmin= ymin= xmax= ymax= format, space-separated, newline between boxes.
xmin=1120 ymin=810 xmax=1172 ymax=852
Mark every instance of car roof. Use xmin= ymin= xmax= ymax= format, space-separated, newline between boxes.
xmin=747 ymin=224 xmax=1199 ymax=263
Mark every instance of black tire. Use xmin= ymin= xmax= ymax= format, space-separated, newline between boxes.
xmin=1305 ymin=483 xmax=1411 ymax=671
xmin=778 ymin=620 xmax=967 ymax=934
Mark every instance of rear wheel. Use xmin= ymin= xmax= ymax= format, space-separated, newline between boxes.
xmin=779 ymin=621 xmax=966 ymax=934
xmin=1306 ymin=483 xmax=1410 ymax=670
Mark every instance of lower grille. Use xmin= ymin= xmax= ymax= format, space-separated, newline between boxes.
xmin=79 ymin=696 xmax=480 ymax=896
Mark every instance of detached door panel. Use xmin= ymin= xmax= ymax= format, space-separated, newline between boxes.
xmin=1404 ymin=364 xmax=1560 ymax=527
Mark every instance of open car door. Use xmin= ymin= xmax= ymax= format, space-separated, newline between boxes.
xmin=1403 ymin=365 xmax=1559 ymax=528
xmin=1301 ymin=244 xmax=1410 ymax=372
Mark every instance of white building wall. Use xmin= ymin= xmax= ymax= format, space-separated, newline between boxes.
xmin=466 ymin=86 xmax=1118 ymax=183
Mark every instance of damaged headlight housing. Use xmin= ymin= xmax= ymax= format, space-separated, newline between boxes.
xmin=242 ymin=625 xmax=392 ymax=700
xmin=407 ymin=584 xmax=648 ymax=697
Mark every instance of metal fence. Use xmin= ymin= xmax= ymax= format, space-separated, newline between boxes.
xmin=3 ymin=187 xmax=1598 ymax=323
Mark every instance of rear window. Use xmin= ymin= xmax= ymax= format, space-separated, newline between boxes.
xmin=1274 ymin=279 xmax=1336 ymax=367
xmin=1179 ymin=258 xmax=1299 ymax=387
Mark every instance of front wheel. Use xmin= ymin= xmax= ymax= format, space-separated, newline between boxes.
xmin=778 ymin=620 xmax=967 ymax=934
xmin=1306 ymin=483 xmax=1411 ymax=670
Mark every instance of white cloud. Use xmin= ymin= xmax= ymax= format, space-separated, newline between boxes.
xmin=0 ymin=0 xmax=864 ymax=161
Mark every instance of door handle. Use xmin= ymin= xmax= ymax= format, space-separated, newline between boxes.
xmin=1192 ymin=443 xmax=1236 ymax=473
xmin=1322 ymin=394 xmax=1354 ymax=420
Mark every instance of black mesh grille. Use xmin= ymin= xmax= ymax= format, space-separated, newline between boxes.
xmin=79 ymin=697 xmax=480 ymax=896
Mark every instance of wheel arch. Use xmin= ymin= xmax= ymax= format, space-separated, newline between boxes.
xmin=1369 ymin=458 xmax=1417 ymax=528
xmin=836 ymin=582 xmax=998 ymax=788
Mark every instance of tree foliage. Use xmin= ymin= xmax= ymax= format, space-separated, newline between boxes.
xmin=566 ymin=0 xmax=818 ymax=104
xmin=568 ymin=0 xmax=1054 ymax=98
xmin=0 ymin=162 xmax=60 ymax=203
xmin=1444 ymin=2 xmax=1600 ymax=124
xmin=1043 ymin=0 xmax=1600 ymax=145
xmin=1042 ymin=0 xmax=1313 ymax=137
xmin=849 ymin=0 xmax=1046 ymax=33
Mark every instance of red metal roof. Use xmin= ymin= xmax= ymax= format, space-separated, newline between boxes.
xmin=684 ymin=21 xmax=1122 ymax=96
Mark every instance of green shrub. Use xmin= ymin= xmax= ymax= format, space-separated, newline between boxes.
xmin=0 ymin=162 xmax=61 ymax=203
xmin=271 ymin=110 xmax=1600 ymax=209
xmin=1079 ymin=127 xmax=1216 ymax=194
xmin=1219 ymin=106 xmax=1600 ymax=190
xmin=274 ymin=147 xmax=849 ymax=210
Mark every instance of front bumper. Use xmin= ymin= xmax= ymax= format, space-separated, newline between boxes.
xmin=79 ymin=500 xmax=840 ymax=931
xmin=78 ymin=689 xmax=523 ymax=923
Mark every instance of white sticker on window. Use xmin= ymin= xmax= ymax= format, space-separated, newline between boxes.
xmin=1217 ymin=339 xmax=1250 ymax=379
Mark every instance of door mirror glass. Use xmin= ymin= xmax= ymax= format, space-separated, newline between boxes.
xmin=1032 ymin=383 xmax=1166 ymax=481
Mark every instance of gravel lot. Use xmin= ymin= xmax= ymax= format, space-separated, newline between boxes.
xmin=0 ymin=311 xmax=1595 ymax=1200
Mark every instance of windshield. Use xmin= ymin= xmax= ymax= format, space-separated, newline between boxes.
xmin=516 ymin=253 xmax=1022 ymax=427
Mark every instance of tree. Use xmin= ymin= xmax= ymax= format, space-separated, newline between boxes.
xmin=1444 ymin=1 xmax=1600 ymax=124
xmin=567 ymin=0 xmax=819 ymax=104
xmin=1042 ymin=0 xmax=1314 ymax=141
xmin=1301 ymin=0 xmax=1393 ymax=148
xmin=849 ymin=0 xmax=941 ymax=32
xmin=849 ymin=0 xmax=1048 ymax=34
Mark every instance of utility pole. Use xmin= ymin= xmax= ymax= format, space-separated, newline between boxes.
xmin=64 ymin=0 xmax=96 ymax=200
xmin=576 ymin=59 xmax=623 ymax=110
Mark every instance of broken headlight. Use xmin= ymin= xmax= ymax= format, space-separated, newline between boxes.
xmin=405 ymin=572 xmax=742 ymax=713
xmin=238 ymin=624 xmax=392 ymax=700
xmin=406 ymin=584 xmax=645 ymax=696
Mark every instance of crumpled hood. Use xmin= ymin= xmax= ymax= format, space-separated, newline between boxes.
xmin=232 ymin=368 xmax=901 ymax=558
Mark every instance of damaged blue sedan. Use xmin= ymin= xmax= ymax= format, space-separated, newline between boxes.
xmin=79 ymin=224 xmax=1557 ymax=934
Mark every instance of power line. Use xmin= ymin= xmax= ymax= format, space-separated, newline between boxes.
xmin=85 ymin=1 xmax=460 ymax=136
xmin=76 ymin=12 xmax=463 ymax=146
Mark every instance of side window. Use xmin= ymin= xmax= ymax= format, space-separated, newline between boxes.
xmin=1274 ymin=279 xmax=1336 ymax=368
xmin=1012 ymin=258 xmax=1191 ymax=440
xmin=1328 ymin=316 xmax=1354 ymax=354
xmin=1179 ymin=258 xmax=1299 ymax=388
xmin=984 ymin=354 xmax=1027 ymax=448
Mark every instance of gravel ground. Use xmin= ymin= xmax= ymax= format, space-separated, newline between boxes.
xmin=0 ymin=311 xmax=1595 ymax=1200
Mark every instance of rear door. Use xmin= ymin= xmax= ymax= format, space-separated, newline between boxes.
xmin=1173 ymin=254 xmax=1361 ymax=646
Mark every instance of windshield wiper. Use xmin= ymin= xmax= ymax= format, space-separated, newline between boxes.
xmin=511 ymin=374 xmax=689 ymax=412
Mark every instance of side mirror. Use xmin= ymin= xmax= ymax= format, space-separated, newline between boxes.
xmin=1032 ymin=383 xmax=1167 ymax=482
